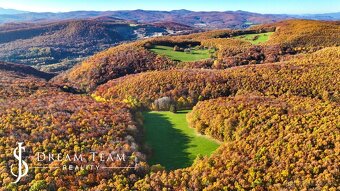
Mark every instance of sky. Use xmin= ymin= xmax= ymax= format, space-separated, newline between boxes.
xmin=0 ymin=0 xmax=339 ymax=14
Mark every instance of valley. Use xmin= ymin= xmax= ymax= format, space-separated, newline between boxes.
xmin=0 ymin=17 xmax=195 ymax=72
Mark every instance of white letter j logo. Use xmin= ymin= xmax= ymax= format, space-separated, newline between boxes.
xmin=11 ymin=142 xmax=29 ymax=183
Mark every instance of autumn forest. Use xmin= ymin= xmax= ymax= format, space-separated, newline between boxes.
xmin=0 ymin=6 xmax=339 ymax=191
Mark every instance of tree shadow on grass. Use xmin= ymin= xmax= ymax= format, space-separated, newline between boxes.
xmin=143 ymin=112 xmax=192 ymax=170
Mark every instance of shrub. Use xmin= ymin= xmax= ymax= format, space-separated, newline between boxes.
xmin=153 ymin=97 xmax=172 ymax=111
xmin=169 ymin=104 xmax=177 ymax=113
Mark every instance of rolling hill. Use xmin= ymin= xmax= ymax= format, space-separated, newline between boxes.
xmin=93 ymin=47 xmax=340 ymax=108
xmin=0 ymin=18 xmax=339 ymax=190
xmin=53 ymin=20 xmax=340 ymax=92
xmin=0 ymin=61 xmax=55 ymax=80
xmin=253 ymin=20 xmax=340 ymax=47
xmin=91 ymin=33 xmax=338 ymax=190
xmin=0 ymin=9 xmax=287 ymax=28
xmin=0 ymin=61 xmax=54 ymax=102
xmin=1 ymin=9 xmax=339 ymax=29
xmin=137 ymin=95 xmax=339 ymax=190
xmin=0 ymin=17 xmax=194 ymax=72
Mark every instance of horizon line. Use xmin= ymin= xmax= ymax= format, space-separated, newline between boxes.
xmin=1 ymin=7 xmax=339 ymax=15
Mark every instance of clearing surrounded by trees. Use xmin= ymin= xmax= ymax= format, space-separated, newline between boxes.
xmin=233 ymin=31 xmax=274 ymax=44
xmin=149 ymin=45 xmax=213 ymax=62
xmin=142 ymin=110 xmax=220 ymax=170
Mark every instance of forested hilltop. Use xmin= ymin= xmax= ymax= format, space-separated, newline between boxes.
xmin=0 ymin=19 xmax=339 ymax=190
xmin=53 ymin=20 xmax=340 ymax=92
xmin=0 ymin=17 xmax=196 ymax=73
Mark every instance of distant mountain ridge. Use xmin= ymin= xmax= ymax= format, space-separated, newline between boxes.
xmin=0 ymin=7 xmax=29 ymax=15
xmin=296 ymin=12 xmax=340 ymax=20
xmin=0 ymin=9 xmax=339 ymax=29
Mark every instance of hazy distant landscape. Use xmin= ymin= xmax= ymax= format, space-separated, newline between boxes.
xmin=0 ymin=8 xmax=339 ymax=72
xmin=0 ymin=8 xmax=339 ymax=26
xmin=0 ymin=16 xmax=196 ymax=72
xmin=0 ymin=1 xmax=339 ymax=190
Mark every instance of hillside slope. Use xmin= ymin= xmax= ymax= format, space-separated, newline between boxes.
xmin=257 ymin=20 xmax=340 ymax=47
xmin=53 ymin=20 xmax=340 ymax=92
xmin=0 ymin=17 xmax=192 ymax=72
xmin=0 ymin=62 xmax=54 ymax=102
xmin=52 ymin=41 xmax=176 ymax=91
xmin=0 ymin=61 xmax=55 ymax=79
xmin=94 ymin=47 xmax=340 ymax=108
xmin=0 ymin=89 xmax=147 ymax=190
xmin=0 ymin=19 xmax=339 ymax=190
xmin=135 ymin=95 xmax=339 ymax=190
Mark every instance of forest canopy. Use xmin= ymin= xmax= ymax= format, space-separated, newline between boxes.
xmin=1 ymin=19 xmax=339 ymax=190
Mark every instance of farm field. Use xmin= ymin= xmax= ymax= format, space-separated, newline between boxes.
xmin=149 ymin=45 xmax=212 ymax=62
xmin=233 ymin=32 xmax=274 ymax=44
xmin=143 ymin=110 xmax=220 ymax=170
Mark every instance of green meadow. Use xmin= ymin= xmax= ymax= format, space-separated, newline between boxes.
xmin=143 ymin=111 xmax=220 ymax=170
xmin=233 ymin=32 xmax=274 ymax=44
xmin=149 ymin=45 xmax=212 ymax=62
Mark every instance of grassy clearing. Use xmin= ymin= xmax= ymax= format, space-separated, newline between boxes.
xmin=143 ymin=110 xmax=220 ymax=170
xmin=233 ymin=32 xmax=274 ymax=44
xmin=149 ymin=45 xmax=212 ymax=62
